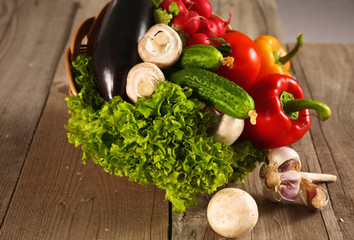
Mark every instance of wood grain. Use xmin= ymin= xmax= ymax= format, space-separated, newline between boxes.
xmin=172 ymin=0 xmax=290 ymax=239
xmin=0 ymin=0 xmax=169 ymax=239
xmin=290 ymin=42 xmax=354 ymax=240
xmin=0 ymin=0 xmax=17 ymax=40
xmin=172 ymin=1 xmax=352 ymax=240
xmin=0 ymin=0 xmax=352 ymax=239
xmin=0 ymin=0 xmax=77 ymax=225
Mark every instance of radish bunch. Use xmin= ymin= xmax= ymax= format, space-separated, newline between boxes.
xmin=156 ymin=0 xmax=232 ymax=46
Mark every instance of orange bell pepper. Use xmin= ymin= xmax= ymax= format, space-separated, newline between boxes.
xmin=254 ymin=33 xmax=304 ymax=81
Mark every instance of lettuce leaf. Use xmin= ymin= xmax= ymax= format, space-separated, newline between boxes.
xmin=153 ymin=8 xmax=173 ymax=25
xmin=65 ymin=56 xmax=266 ymax=213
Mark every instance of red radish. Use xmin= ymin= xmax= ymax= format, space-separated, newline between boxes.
xmin=159 ymin=0 xmax=189 ymax=15
xmin=198 ymin=18 xmax=219 ymax=38
xmin=181 ymin=0 xmax=193 ymax=8
xmin=208 ymin=11 xmax=232 ymax=36
xmin=186 ymin=33 xmax=211 ymax=46
xmin=172 ymin=10 xmax=201 ymax=35
xmin=189 ymin=0 xmax=212 ymax=19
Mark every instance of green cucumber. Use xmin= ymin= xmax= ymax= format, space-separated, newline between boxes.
xmin=180 ymin=44 xmax=226 ymax=71
xmin=170 ymin=68 xmax=255 ymax=119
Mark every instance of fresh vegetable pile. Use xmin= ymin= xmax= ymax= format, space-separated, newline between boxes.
xmin=66 ymin=55 xmax=266 ymax=213
xmin=65 ymin=0 xmax=337 ymax=235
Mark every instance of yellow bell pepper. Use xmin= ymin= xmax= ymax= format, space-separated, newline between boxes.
xmin=254 ymin=33 xmax=304 ymax=81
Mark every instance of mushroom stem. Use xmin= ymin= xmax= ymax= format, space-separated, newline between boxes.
xmin=137 ymin=81 xmax=156 ymax=97
xmin=126 ymin=62 xmax=165 ymax=102
xmin=153 ymin=31 xmax=169 ymax=48
xmin=211 ymin=113 xmax=245 ymax=145
xmin=301 ymin=172 xmax=337 ymax=183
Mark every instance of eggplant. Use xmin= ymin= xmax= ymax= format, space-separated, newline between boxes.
xmin=93 ymin=0 xmax=152 ymax=101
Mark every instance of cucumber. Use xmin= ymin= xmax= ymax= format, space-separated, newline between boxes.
xmin=180 ymin=44 xmax=224 ymax=71
xmin=170 ymin=68 xmax=254 ymax=119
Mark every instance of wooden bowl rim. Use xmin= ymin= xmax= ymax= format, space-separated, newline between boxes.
xmin=65 ymin=2 xmax=110 ymax=95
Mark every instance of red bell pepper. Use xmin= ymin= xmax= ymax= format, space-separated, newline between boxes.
xmin=214 ymin=31 xmax=261 ymax=90
xmin=240 ymin=74 xmax=331 ymax=148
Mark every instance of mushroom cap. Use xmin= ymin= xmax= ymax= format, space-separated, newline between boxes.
xmin=212 ymin=114 xmax=244 ymax=145
xmin=138 ymin=24 xmax=182 ymax=69
xmin=126 ymin=62 xmax=165 ymax=103
xmin=207 ymin=188 xmax=258 ymax=238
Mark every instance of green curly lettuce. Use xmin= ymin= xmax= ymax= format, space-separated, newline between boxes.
xmin=65 ymin=55 xmax=267 ymax=213
xmin=70 ymin=55 xmax=105 ymax=111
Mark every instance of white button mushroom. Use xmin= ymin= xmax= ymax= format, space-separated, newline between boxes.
xmin=203 ymin=106 xmax=244 ymax=145
xmin=126 ymin=62 xmax=165 ymax=103
xmin=212 ymin=113 xmax=244 ymax=145
xmin=138 ymin=24 xmax=183 ymax=69
xmin=207 ymin=188 xmax=258 ymax=238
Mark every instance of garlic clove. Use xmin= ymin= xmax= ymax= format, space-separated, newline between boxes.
xmin=279 ymin=158 xmax=301 ymax=172
xmin=278 ymin=170 xmax=302 ymax=201
xmin=267 ymin=147 xmax=301 ymax=169
xmin=300 ymin=177 xmax=329 ymax=211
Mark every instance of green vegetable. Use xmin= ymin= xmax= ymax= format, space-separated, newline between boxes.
xmin=152 ymin=0 xmax=163 ymax=8
xmin=65 ymin=56 xmax=266 ymax=213
xmin=280 ymin=91 xmax=299 ymax=120
xmin=180 ymin=44 xmax=225 ymax=71
xmin=170 ymin=68 xmax=255 ymax=119
xmin=70 ymin=55 xmax=105 ymax=111
xmin=168 ymin=2 xmax=180 ymax=16
xmin=153 ymin=8 xmax=173 ymax=25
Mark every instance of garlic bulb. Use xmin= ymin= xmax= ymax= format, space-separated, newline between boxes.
xmin=260 ymin=147 xmax=336 ymax=211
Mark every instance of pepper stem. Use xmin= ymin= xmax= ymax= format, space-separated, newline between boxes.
xmin=276 ymin=33 xmax=304 ymax=65
xmin=283 ymin=98 xmax=331 ymax=121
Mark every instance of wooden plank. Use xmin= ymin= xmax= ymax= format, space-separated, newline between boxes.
xmin=245 ymin=51 xmax=342 ymax=239
xmin=171 ymin=0 xmax=290 ymax=239
xmin=0 ymin=0 xmax=77 ymax=225
xmin=0 ymin=0 xmax=17 ymax=39
xmin=0 ymin=0 xmax=170 ymax=239
xmin=289 ymin=43 xmax=354 ymax=240
xmin=172 ymin=41 xmax=354 ymax=238
xmin=171 ymin=1 xmax=339 ymax=240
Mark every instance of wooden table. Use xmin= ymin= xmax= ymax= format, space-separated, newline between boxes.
xmin=0 ymin=0 xmax=353 ymax=239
